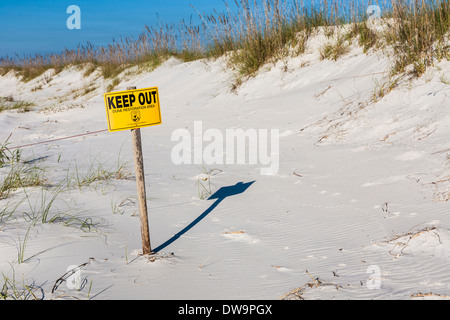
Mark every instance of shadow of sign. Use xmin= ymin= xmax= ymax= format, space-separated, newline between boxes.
xmin=153 ymin=181 xmax=255 ymax=253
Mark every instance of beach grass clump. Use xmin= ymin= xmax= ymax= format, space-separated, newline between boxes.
xmin=384 ymin=0 xmax=450 ymax=76
xmin=0 ymin=162 xmax=46 ymax=200
xmin=0 ymin=140 xmax=47 ymax=200
xmin=0 ymin=270 xmax=43 ymax=300
xmin=320 ymin=33 xmax=351 ymax=61
xmin=0 ymin=98 xmax=35 ymax=113
xmin=68 ymin=157 xmax=131 ymax=190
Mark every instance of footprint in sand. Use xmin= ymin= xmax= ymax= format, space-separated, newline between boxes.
xmin=271 ymin=265 xmax=292 ymax=272
xmin=222 ymin=230 xmax=260 ymax=244
xmin=304 ymin=255 xmax=327 ymax=261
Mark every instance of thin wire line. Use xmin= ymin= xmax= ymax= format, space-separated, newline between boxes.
xmin=7 ymin=129 xmax=109 ymax=150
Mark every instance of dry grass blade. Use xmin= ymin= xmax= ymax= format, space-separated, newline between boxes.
xmin=382 ymin=226 xmax=441 ymax=257
xmin=411 ymin=291 xmax=450 ymax=298
xmin=281 ymin=270 xmax=344 ymax=300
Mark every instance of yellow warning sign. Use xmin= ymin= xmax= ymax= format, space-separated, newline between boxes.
xmin=104 ymin=87 xmax=162 ymax=132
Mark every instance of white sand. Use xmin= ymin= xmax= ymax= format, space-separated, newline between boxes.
xmin=1 ymin=33 xmax=449 ymax=300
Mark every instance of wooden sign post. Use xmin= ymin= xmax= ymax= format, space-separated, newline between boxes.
xmin=128 ymin=87 xmax=151 ymax=255
xmin=104 ymin=85 xmax=162 ymax=256
xmin=131 ymin=125 xmax=151 ymax=255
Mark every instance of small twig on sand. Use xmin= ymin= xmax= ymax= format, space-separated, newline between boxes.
xmin=305 ymin=269 xmax=319 ymax=287
xmin=411 ymin=291 xmax=450 ymax=299
xmin=51 ymin=258 xmax=95 ymax=294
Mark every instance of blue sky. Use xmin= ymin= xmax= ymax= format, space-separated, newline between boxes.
xmin=0 ymin=0 xmax=229 ymax=57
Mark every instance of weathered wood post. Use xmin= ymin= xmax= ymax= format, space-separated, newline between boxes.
xmin=128 ymin=86 xmax=152 ymax=255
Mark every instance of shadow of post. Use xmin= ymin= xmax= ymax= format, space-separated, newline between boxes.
xmin=153 ymin=181 xmax=255 ymax=253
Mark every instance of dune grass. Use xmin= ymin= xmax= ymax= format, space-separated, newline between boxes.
xmin=68 ymin=156 xmax=131 ymax=191
xmin=0 ymin=98 xmax=35 ymax=113
xmin=0 ymin=138 xmax=47 ymax=200
xmin=0 ymin=1 xmax=448 ymax=85
xmin=1 ymin=269 xmax=43 ymax=300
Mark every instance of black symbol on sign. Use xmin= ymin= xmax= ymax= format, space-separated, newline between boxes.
xmin=131 ymin=110 xmax=141 ymax=122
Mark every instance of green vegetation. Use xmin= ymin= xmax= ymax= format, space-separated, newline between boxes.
xmin=320 ymin=33 xmax=351 ymax=61
xmin=0 ymin=98 xmax=35 ymax=113
xmin=106 ymin=77 xmax=120 ymax=93
xmin=0 ymin=137 xmax=46 ymax=199
xmin=69 ymin=157 xmax=131 ymax=190
xmin=194 ymin=165 xmax=222 ymax=200
xmin=1 ymin=268 xmax=43 ymax=300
